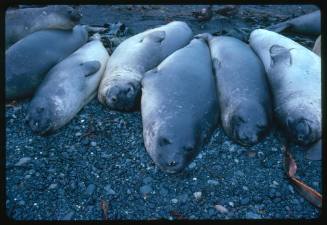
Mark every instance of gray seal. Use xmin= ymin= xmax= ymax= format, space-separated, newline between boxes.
xmin=27 ymin=37 xmax=109 ymax=135
xmin=5 ymin=5 xmax=81 ymax=48
xmin=98 ymin=21 xmax=193 ymax=111
xmin=312 ymin=35 xmax=321 ymax=56
xmin=266 ymin=10 xmax=320 ymax=36
xmin=196 ymin=33 xmax=272 ymax=146
xmin=6 ymin=25 xmax=88 ymax=101
xmin=249 ymin=29 xmax=321 ymax=146
xmin=141 ymin=38 xmax=219 ymax=174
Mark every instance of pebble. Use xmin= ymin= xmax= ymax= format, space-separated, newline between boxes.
xmin=207 ymin=180 xmax=219 ymax=185
xmin=240 ymin=197 xmax=250 ymax=205
xmin=245 ymin=212 xmax=261 ymax=219
xmin=159 ymin=188 xmax=168 ymax=196
xmin=188 ymin=162 xmax=196 ymax=169
xmin=143 ymin=177 xmax=153 ymax=184
xmin=75 ymin=132 xmax=82 ymax=137
xmin=62 ymin=211 xmax=74 ymax=220
xmin=228 ymin=202 xmax=234 ymax=207
xmin=48 ymin=183 xmax=58 ymax=189
xmin=193 ymin=192 xmax=202 ymax=200
xmin=214 ymin=205 xmax=228 ymax=213
xmin=242 ymin=186 xmax=249 ymax=191
xmin=90 ymin=141 xmax=97 ymax=147
xmin=140 ymin=185 xmax=153 ymax=195
xmin=82 ymin=139 xmax=89 ymax=146
xmin=86 ymin=184 xmax=96 ymax=195
xmin=288 ymin=185 xmax=295 ymax=194
xmin=171 ymin=198 xmax=178 ymax=204
xmin=178 ymin=194 xmax=188 ymax=203
xmin=104 ymin=185 xmax=116 ymax=195
xmin=15 ymin=157 xmax=32 ymax=166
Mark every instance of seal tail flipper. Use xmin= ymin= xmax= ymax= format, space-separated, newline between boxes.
xmin=266 ymin=21 xmax=292 ymax=33
xmin=269 ymin=45 xmax=293 ymax=67
xmin=305 ymin=139 xmax=321 ymax=160
xmin=142 ymin=30 xmax=166 ymax=43
xmin=80 ymin=60 xmax=101 ymax=77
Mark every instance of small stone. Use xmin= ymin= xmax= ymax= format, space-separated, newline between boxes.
xmin=140 ymin=185 xmax=153 ymax=195
xmin=273 ymin=180 xmax=279 ymax=186
xmin=242 ymin=186 xmax=249 ymax=191
xmin=171 ymin=198 xmax=178 ymax=204
xmin=104 ymin=185 xmax=116 ymax=195
xmin=159 ymin=188 xmax=168 ymax=196
xmin=63 ymin=211 xmax=74 ymax=220
xmin=193 ymin=192 xmax=202 ymax=200
xmin=228 ymin=202 xmax=234 ymax=207
xmin=178 ymin=193 xmax=188 ymax=203
xmin=18 ymin=200 xmax=25 ymax=206
xmin=188 ymin=162 xmax=196 ymax=169
xmin=143 ymin=177 xmax=153 ymax=184
xmin=48 ymin=183 xmax=58 ymax=189
xmin=15 ymin=157 xmax=32 ymax=166
xmin=288 ymin=185 xmax=295 ymax=194
xmin=235 ymin=170 xmax=244 ymax=177
xmin=86 ymin=184 xmax=96 ymax=195
xmin=25 ymin=175 xmax=31 ymax=179
xmin=234 ymin=158 xmax=239 ymax=163
xmin=75 ymin=132 xmax=82 ymax=137
xmin=240 ymin=197 xmax=250 ymax=205
xmin=207 ymin=180 xmax=219 ymax=185
xmin=214 ymin=205 xmax=229 ymax=213
xmin=82 ymin=139 xmax=89 ymax=146
xmin=90 ymin=141 xmax=97 ymax=147
xmin=245 ymin=212 xmax=261 ymax=219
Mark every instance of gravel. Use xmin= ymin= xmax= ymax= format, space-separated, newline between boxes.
xmin=5 ymin=4 xmax=321 ymax=220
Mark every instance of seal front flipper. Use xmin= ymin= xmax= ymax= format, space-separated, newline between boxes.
xmin=305 ymin=139 xmax=321 ymax=160
xmin=269 ymin=45 xmax=293 ymax=66
xmin=267 ymin=22 xmax=292 ymax=33
xmin=80 ymin=60 xmax=101 ymax=77
xmin=194 ymin=33 xmax=213 ymax=43
xmin=141 ymin=30 xmax=166 ymax=43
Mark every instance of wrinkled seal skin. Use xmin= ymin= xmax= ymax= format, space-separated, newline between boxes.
xmin=141 ymin=39 xmax=220 ymax=174
xmin=27 ymin=38 xmax=109 ymax=135
xmin=5 ymin=25 xmax=88 ymax=101
xmin=313 ymin=35 xmax=321 ymax=56
xmin=266 ymin=10 xmax=320 ymax=36
xmin=98 ymin=21 xmax=193 ymax=112
xmin=196 ymin=34 xmax=272 ymax=146
xmin=5 ymin=5 xmax=81 ymax=48
xmin=249 ymin=29 xmax=321 ymax=146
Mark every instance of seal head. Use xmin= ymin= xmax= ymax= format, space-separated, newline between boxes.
xmin=27 ymin=98 xmax=56 ymax=135
xmin=229 ymin=102 xmax=269 ymax=146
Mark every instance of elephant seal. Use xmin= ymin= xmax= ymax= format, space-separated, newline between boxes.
xmin=266 ymin=10 xmax=320 ymax=36
xmin=98 ymin=21 xmax=193 ymax=112
xmin=6 ymin=25 xmax=88 ymax=101
xmin=249 ymin=29 xmax=321 ymax=146
xmin=141 ymin=38 xmax=219 ymax=174
xmin=195 ymin=33 xmax=272 ymax=146
xmin=313 ymin=35 xmax=321 ymax=56
xmin=5 ymin=5 xmax=81 ymax=48
xmin=27 ymin=35 xmax=109 ymax=135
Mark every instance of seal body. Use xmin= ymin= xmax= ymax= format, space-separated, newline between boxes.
xmin=313 ymin=35 xmax=321 ymax=56
xmin=5 ymin=5 xmax=81 ymax=48
xmin=141 ymin=39 xmax=219 ymax=173
xmin=196 ymin=34 xmax=272 ymax=146
xmin=98 ymin=21 xmax=193 ymax=111
xmin=5 ymin=25 xmax=88 ymax=100
xmin=27 ymin=38 xmax=109 ymax=135
xmin=249 ymin=29 xmax=321 ymax=146
xmin=267 ymin=10 xmax=320 ymax=36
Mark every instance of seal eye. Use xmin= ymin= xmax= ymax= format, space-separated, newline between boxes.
xmin=126 ymin=86 xmax=134 ymax=97
xmin=158 ymin=137 xmax=171 ymax=147
xmin=183 ymin=145 xmax=194 ymax=153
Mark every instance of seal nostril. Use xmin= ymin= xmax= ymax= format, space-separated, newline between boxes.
xmin=111 ymin=96 xmax=117 ymax=103
xmin=158 ymin=137 xmax=171 ymax=147
xmin=168 ymin=161 xmax=176 ymax=167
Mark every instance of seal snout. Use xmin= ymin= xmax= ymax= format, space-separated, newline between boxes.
xmin=291 ymin=118 xmax=313 ymax=145
xmin=27 ymin=105 xmax=53 ymax=135
xmin=105 ymin=83 xmax=137 ymax=111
